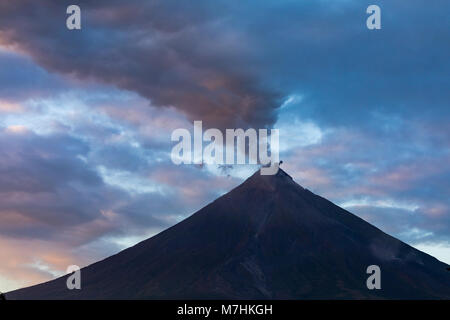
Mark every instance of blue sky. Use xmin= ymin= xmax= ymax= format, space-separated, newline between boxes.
xmin=0 ymin=0 xmax=449 ymax=291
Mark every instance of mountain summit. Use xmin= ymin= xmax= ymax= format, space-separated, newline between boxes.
xmin=7 ymin=169 xmax=450 ymax=299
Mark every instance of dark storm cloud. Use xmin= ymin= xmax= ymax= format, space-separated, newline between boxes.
xmin=0 ymin=0 xmax=283 ymax=129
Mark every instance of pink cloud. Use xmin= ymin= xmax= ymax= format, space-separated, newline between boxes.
xmin=0 ymin=235 xmax=91 ymax=292
xmin=0 ymin=99 xmax=23 ymax=113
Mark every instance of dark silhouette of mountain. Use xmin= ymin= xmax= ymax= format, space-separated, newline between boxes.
xmin=6 ymin=169 xmax=450 ymax=299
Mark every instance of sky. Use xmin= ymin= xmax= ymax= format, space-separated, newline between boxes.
xmin=0 ymin=0 xmax=449 ymax=292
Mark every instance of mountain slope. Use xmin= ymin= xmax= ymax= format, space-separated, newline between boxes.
xmin=7 ymin=169 xmax=450 ymax=299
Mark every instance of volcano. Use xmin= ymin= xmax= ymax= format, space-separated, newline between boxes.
xmin=7 ymin=169 xmax=450 ymax=299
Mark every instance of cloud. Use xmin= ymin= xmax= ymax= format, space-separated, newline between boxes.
xmin=0 ymin=0 xmax=283 ymax=129
xmin=0 ymin=100 xmax=23 ymax=113
xmin=0 ymin=125 xmax=181 ymax=243
xmin=0 ymin=129 xmax=115 ymax=238
xmin=279 ymin=122 xmax=450 ymax=246
xmin=0 ymin=235 xmax=87 ymax=292
xmin=1 ymin=1 xmax=449 ymax=129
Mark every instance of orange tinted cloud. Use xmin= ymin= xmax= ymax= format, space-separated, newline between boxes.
xmin=0 ymin=100 xmax=23 ymax=113
xmin=0 ymin=235 xmax=90 ymax=292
